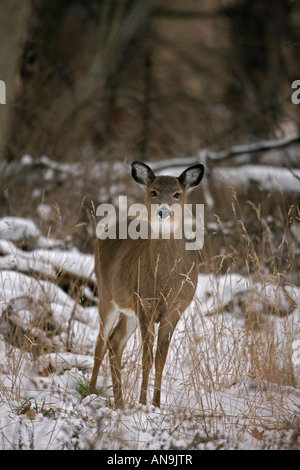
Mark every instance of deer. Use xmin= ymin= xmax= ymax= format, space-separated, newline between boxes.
xmin=89 ymin=161 xmax=205 ymax=409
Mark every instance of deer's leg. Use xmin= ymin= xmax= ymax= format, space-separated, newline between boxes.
xmin=89 ymin=303 xmax=118 ymax=395
xmin=153 ymin=311 xmax=181 ymax=408
xmin=139 ymin=315 xmax=155 ymax=406
xmin=109 ymin=313 xmax=138 ymax=410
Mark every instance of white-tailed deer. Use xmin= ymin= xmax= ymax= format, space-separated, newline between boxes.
xmin=89 ymin=161 xmax=204 ymax=409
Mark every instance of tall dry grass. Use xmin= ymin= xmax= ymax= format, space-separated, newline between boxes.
xmin=0 ymin=182 xmax=299 ymax=448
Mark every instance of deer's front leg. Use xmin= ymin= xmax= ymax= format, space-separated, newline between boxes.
xmin=153 ymin=311 xmax=181 ymax=408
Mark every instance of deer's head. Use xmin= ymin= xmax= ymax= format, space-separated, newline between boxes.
xmin=131 ymin=161 xmax=204 ymax=236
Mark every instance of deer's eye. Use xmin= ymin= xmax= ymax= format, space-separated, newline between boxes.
xmin=173 ymin=192 xmax=181 ymax=199
xmin=151 ymin=190 xmax=157 ymax=198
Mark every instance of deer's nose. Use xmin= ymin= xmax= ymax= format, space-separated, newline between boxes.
xmin=158 ymin=206 xmax=170 ymax=220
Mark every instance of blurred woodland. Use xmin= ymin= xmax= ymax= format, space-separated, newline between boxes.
xmin=0 ymin=0 xmax=300 ymax=280
xmin=1 ymin=0 xmax=299 ymax=162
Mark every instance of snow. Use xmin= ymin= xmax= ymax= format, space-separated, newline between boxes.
xmin=214 ymin=165 xmax=300 ymax=194
xmin=0 ymin=219 xmax=95 ymax=282
xmin=0 ymin=217 xmax=41 ymax=242
xmin=0 ymin=216 xmax=299 ymax=450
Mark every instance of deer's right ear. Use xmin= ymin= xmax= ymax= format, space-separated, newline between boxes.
xmin=131 ymin=161 xmax=155 ymax=187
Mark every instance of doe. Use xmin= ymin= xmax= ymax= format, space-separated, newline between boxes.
xmin=89 ymin=161 xmax=205 ymax=409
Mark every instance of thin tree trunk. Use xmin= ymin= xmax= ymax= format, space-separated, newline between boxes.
xmin=0 ymin=0 xmax=30 ymax=161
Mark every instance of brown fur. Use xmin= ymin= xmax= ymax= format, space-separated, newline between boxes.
xmin=89 ymin=161 xmax=204 ymax=409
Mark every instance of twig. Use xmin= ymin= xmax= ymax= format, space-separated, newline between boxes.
xmin=285 ymin=165 xmax=300 ymax=182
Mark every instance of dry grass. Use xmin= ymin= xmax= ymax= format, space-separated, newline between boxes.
xmin=0 ymin=168 xmax=299 ymax=448
xmin=89 ymin=190 xmax=299 ymax=447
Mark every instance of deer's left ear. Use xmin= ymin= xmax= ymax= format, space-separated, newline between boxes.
xmin=178 ymin=164 xmax=204 ymax=189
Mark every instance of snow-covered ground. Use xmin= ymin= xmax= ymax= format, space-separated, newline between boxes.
xmin=0 ymin=216 xmax=299 ymax=450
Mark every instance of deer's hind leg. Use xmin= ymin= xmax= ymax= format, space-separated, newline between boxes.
xmin=108 ymin=312 xmax=138 ymax=409
xmin=89 ymin=301 xmax=119 ymax=395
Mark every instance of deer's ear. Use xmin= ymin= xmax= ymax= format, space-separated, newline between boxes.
xmin=178 ymin=164 xmax=204 ymax=189
xmin=131 ymin=161 xmax=155 ymax=187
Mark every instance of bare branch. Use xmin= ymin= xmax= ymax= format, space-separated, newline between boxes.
xmin=202 ymin=132 xmax=300 ymax=163
xmin=151 ymin=132 xmax=300 ymax=173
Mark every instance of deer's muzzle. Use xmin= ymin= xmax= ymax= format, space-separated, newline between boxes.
xmin=157 ymin=205 xmax=171 ymax=220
